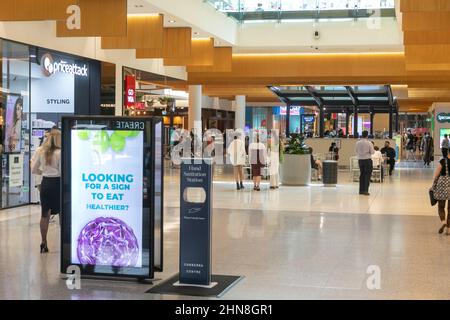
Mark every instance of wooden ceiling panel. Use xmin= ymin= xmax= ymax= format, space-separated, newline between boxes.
xmin=187 ymin=47 xmax=233 ymax=73
xmin=402 ymin=12 xmax=450 ymax=31
xmin=164 ymin=38 xmax=214 ymax=67
xmin=400 ymin=0 xmax=450 ymax=12
xmin=0 ymin=0 xmax=73 ymax=21
xmin=136 ymin=27 xmax=191 ymax=59
xmin=188 ymin=53 xmax=408 ymax=85
xmin=405 ymin=45 xmax=450 ymax=71
xmin=57 ymin=0 xmax=127 ymax=37
xmin=404 ymin=31 xmax=450 ymax=45
xmin=101 ymin=15 xmax=164 ymax=49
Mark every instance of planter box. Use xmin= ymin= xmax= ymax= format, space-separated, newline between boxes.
xmin=280 ymin=153 xmax=311 ymax=186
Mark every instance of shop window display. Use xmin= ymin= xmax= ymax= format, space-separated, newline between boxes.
xmin=0 ymin=38 xmax=102 ymax=209
xmin=1 ymin=39 xmax=31 ymax=208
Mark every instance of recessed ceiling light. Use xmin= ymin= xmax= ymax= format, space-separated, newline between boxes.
xmin=194 ymin=32 xmax=200 ymax=36
xmin=168 ymin=20 xmax=176 ymax=23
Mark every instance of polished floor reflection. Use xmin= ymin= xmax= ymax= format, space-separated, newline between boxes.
xmin=0 ymin=163 xmax=446 ymax=300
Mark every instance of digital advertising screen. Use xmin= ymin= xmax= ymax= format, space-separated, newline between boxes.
xmin=4 ymin=94 xmax=23 ymax=153
xmin=61 ymin=117 xmax=164 ymax=280
xmin=70 ymin=129 xmax=144 ymax=268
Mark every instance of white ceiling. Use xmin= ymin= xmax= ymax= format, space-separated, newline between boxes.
xmin=127 ymin=0 xmax=403 ymax=54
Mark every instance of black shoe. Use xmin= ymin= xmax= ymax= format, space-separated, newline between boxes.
xmin=40 ymin=243 xmax=49 ymax=254
xmin=256 ymin=187 xmax=261 ymax=191
xmin=236 ymin=183 xmax=241 ymax=190
xmin=240 ymin=182 xmax=244 ymax=189
xmin=439 ymin=224 xmax=447 ymax=234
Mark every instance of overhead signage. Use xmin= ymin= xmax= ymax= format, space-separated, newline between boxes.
xmin=41 ymin=53 xmax=88 ymax=77
xmin=125 ymin=75 xmax=136 ymax=108
xmin=437 ymin=113 xmax=450 ymax=123
xmin=280 ymin=106 xmax=301 ymax=116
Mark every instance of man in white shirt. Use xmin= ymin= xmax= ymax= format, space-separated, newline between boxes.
xmin=355 ymin=131 xmax=375 ymax=196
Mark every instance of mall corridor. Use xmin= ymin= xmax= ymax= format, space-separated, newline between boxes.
xmin=0 ymin=164 xmax=446 ymax=300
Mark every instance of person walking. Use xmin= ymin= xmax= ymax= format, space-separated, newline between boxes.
xmin=31 ymin=129 xmax=61 ymax=253
xmin=441 ymin=134 xmax=449 ymax=159
xmin=227 ymin=134 xmax=246 ymax=190
xmin=249 ymin=134 xmax=267 ymax=191
xmin=432 ymin=152 xmax=450 ymax=235
xmin=381 ymin=141 xmax=396 ymax=176
xmin=406 ymin=130 xmax=416 ymax=161
xmin=421 ymin=132 xmax=434 ymax=167
xmin=355 ymin=130 xmax=375 ymax=196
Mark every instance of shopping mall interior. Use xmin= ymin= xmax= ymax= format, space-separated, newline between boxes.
xmin=0 ymin=0 xmax=450 ymax=302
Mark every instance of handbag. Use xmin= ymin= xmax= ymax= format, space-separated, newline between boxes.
xmin=433 ymin=159 xmax=450 ymax=201
xmin=429 ymin=188 xmax=438 ymax=206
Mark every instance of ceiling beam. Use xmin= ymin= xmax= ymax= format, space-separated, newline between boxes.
xmin=345 ymin=86 xmax=359 ymax=106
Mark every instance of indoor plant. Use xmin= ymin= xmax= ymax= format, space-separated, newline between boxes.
xmin=280 ymin=134 xmax=312 ymax=186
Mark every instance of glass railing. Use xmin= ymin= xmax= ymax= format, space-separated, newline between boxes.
xmin=206 ymin=0 xmax=396 ymax=21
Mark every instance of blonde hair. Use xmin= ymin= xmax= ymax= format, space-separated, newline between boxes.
xmin=42 ymin=129 xmax=61 ymax=165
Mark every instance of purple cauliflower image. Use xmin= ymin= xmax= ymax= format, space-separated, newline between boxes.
xmin=77 ymin=217 xmax=139 ymax=267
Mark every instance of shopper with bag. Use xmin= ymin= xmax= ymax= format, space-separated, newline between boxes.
xmin=432 ymin=153 xmax=450 ymax=235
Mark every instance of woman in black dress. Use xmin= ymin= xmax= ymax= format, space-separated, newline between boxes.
xmin=31 ymin=129 xmax=61 ymax=253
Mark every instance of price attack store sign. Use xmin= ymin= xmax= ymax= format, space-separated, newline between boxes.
xmin=61 ymin=116 xmax=164 ymax=280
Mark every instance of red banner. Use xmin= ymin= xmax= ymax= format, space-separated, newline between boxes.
xmin=125 ymin=75 xmax=136 ymax=108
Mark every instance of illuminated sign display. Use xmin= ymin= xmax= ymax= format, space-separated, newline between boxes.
xmin=125 ymin=75 xmax=136 ymax=108
xmin=280 ymin=106 xmax=301 ymax=116
xmin=41 ymin=53 xmax=88 ymax=77
xmin=437 ymin=113 xmax=450 ymax=123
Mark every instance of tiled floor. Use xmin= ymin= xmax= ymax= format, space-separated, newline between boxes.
xmin=0 ymin=162 xmax=447 ymax=300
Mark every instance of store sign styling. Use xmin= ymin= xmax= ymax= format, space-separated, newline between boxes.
xmin=41 ymin=53 xmax=88 ymax=78
xmin=437 ymin=113 xmax=450 ymax=123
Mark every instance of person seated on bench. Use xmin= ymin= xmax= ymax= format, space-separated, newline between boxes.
xmin=309 ymin=147 xmax=323 ymax=181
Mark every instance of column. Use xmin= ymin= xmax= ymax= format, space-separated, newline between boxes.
xmin=286 ymin=105 xmax=291 ymax=136
xmin=115 ymin=63 xmax=123 ymax=116
xmin=189 ymin=85 xmax=203 ymax=133
xmin=345 ymin=111 xmax=350 ymax=138
xmin=370 ymin=112 xmax=375 ymax=136
xmin=395 ymin=111 xmax=399 ymax=133
xmin=319 ymin=107 xmax=325 ymax=138
xmin=235 ymin=95 xmax=246 ymax=130
xmin=389 ymin=107 xmax=393 ymax=139
xmin=353 ymin=106 xmax=359 ymax=138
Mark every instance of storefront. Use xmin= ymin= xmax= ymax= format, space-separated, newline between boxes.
xmin=121 ymin=67 xmax=188 ymax=146
xmin=0 ymin=38 xmax=102 ymax=209
xmin=432 ymin=104 xmax=450 ymax=158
